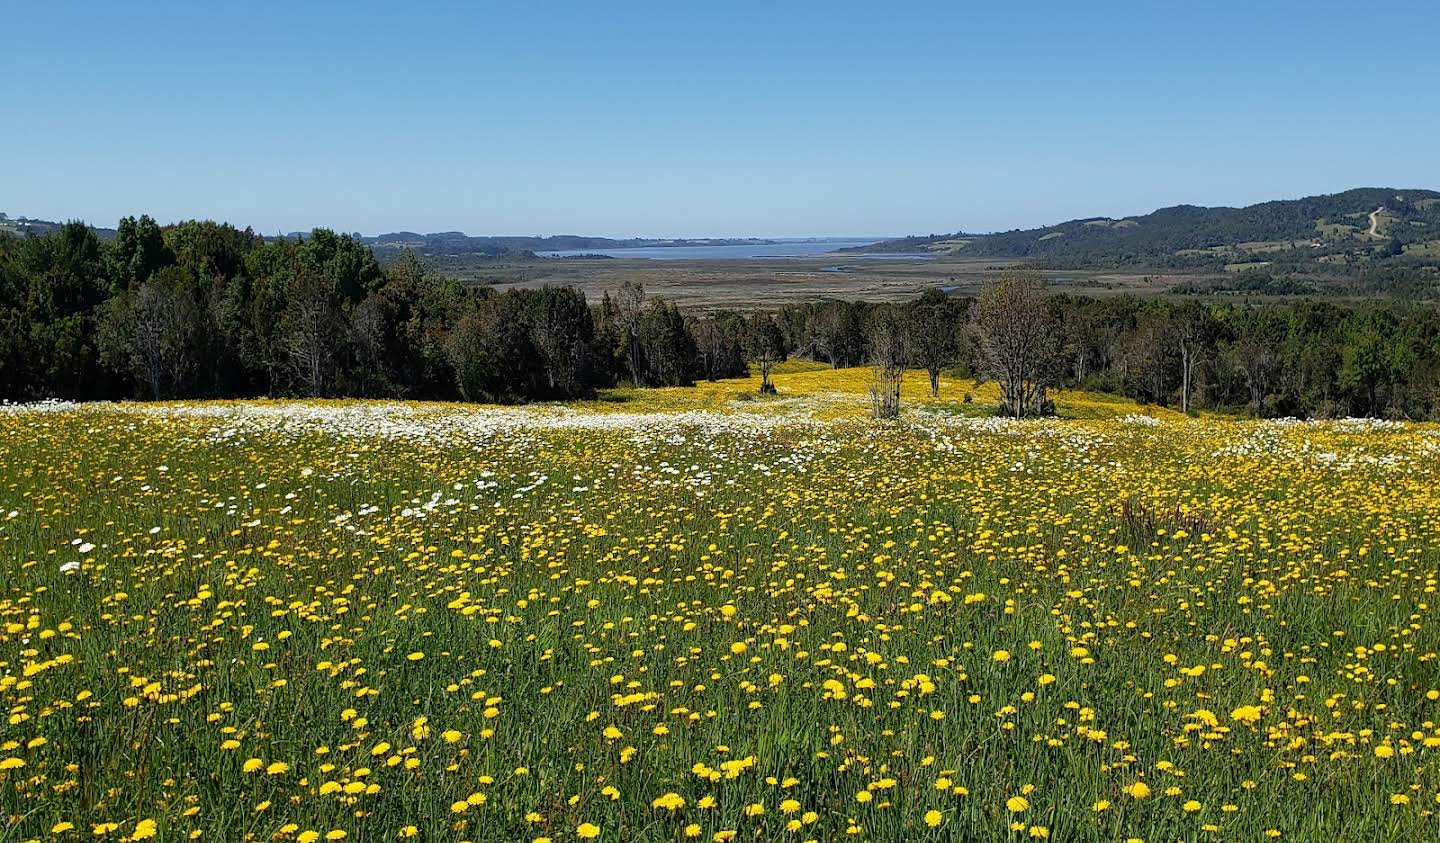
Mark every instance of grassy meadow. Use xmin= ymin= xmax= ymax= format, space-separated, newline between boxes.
xmin=3 ymin=366 xmax=1440 ymax=842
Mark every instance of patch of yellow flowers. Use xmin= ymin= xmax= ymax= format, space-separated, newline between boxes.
xmin=1 ymin=370 xmax=1439 ymax=841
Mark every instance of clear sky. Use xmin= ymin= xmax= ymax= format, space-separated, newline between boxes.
xmin=4 ymin=1 xmax=1437 ymax=238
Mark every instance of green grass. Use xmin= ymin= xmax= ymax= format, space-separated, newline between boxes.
xmin=2 ymin=386 xmax=1440 ymax=841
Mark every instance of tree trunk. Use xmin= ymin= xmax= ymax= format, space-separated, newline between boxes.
xmin=1179 ymin=340 xmax=1191 ymax=414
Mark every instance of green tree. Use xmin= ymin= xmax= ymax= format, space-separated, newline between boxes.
xmin=907 ymin=289 xmax=962 ymax=397
xmin=744 ymin=314 xmax=786 ymax=394
xmin=108 ymin=215 xmax=173 ymax=291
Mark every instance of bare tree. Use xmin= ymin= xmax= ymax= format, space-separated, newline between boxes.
xmin=692 ymin=314 xmax=745 ymax=381
xmin=867 ymin=305 xmax=908 ymax=419
xmin=812 ymin=301 xmax=865 ymax=368
xmin=1172 ymin=301 xmax=1211 ymax=414
xmin=284 ymin=273 xmax=343 ymax=397
xmin=974 ymin=271 xmax=1061 ymax=418
xmin=1119 ymin=306 xmax=1175 ymax=405
xmin=614 ymin=281 xmax=645 ymax=385
xmin=96 ymin=267 xmax=203 ymax=399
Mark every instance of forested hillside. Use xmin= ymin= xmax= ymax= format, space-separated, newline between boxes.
xmin=857 ymin=188 xmax=1440 ymax=285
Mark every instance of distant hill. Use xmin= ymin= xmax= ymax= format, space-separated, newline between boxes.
xmin=0 ymin=213 xmax=116 ymax=240
xmin=359 ymin=232 xmax=776 ymax=259
xmin=851 ymin=188 xmax=1440 ymax=276
xmin=0 ymin=213 xmax=773 ymax=260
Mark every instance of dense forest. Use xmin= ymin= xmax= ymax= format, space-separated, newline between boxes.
xmin=0 ymin=218 xmax=728 ymax=404
xmin=4 ymin=217 xmax=1440 ymax=420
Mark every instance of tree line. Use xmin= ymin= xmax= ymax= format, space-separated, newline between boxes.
xmin=4 ymin=219 xmax=1440 ymax=420
xmin=0 ymin=218 xmax=726 ymax=403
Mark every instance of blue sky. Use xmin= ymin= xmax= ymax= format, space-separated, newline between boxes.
xmin=4 ymin=1 xmax=1437 ymax=237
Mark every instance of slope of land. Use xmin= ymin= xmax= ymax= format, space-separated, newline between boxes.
xmin=852 ymin=188 xmax=1440 ymax=281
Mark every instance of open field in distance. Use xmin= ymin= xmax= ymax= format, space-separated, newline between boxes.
xmin=436 ymin=255 xmax=1219 ymax=309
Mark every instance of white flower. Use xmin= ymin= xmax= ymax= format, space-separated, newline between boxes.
xmin=60 ymin=560 xmax=80 ymax=573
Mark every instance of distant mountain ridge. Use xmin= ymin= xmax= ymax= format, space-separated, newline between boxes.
xmin=354 ymin=232 xmax=777 ymax=259
xmin=1 ymin=213 xmax=777 ymax=260
xmin=850 ymin=187 xmax=1440 ymax=272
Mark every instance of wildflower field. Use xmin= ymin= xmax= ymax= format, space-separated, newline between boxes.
xmin=4 ymin=367 xmax=1440 ymax=842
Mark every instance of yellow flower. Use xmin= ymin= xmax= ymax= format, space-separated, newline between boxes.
xmin=992 ymin=650 xmax=1011 ymax=662
xmin=924 ymin=809 xmax=943 ymax=828
xmin=1006 ymin=795 xmax=1029 ymax=812
xmin=1123 ymin=781 xmax=1152 ymax=800
xmin=1230 ymin=705 xmax=1262 ymax=726
xmin=577 ymin=823 xmax=600 ymax=839
xmin=132 ymin=819 xmax=158 ymax=841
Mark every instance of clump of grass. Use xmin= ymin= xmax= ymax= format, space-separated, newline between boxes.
xmin=1111 ymin=496 xmax=1213 ymax=542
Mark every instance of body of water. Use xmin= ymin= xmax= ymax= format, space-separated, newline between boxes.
xmin=538 ymin=238 xmax=890 ymax=260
